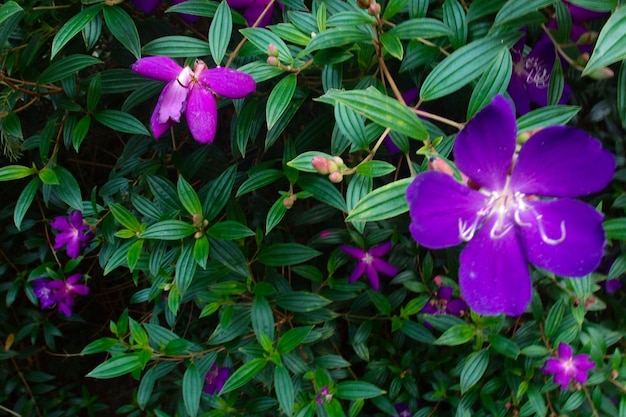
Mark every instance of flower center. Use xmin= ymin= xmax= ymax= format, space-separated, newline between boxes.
xmin=524 ymin=57 xmax=550 ymax=88
xmin=361 ymin=252 xmax=374 ymax=265
xmin=458 ymin=178 xmax=566 ymax=245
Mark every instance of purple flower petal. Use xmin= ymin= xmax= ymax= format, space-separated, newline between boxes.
xmin=454 ymin=95 xmax=516 ymax=190
xmin=227 ymin=0 xmax=255 ymax=9
xmin=150 ymin=108 xmax=175 ymax=139
xmin=459 ymin=218 xmax=531 ymax=316
xmin=244 ymin=0 xmax=274 ymax=27
xmin=437 ymin=286 xmax=454 ymax=300
xmin=340 ymin=245 xmax=366 ymax=259
xmin=186 ymin=84 xmax=218 ymax=144
xmin=131 ymin=0 xmax=161 ymax=14
xmin=50 ymin=216 xmax=71 ymax=232
xmin=155 ymin=77 xmax=190 ymax=124
xmin=365 ymin=265 xmax=381 ymax=290
xmin=507 ymin=74 xmax=532 ymax=115
xmin=447 ymin=298 xmax=468 ymax=316
xmin=68 ymin=210 xmax=83 ymax=228
xmin=199 ymin=68 xmax=256 ymax=99
xmin=65 ymin=236 xmax=82 ymax=259
xmin=131 ymin=57 xmax=183 ymax=82
xmin=348 ymin=262 xmax=367 ymax=283
xmin=558 ymin=342 xmax=573 ymax=359
xmin=371 ymin=258 xmax=398 ymax=278
xmin=368 ymin=241 xmax=392 ymax=257
xmin=511 ymin=126 xmax=615 ymax=198
xmin=407 ymin=171 xmax=487 ymax=249
xmin=518 ymin=199 xmax=605 ymax=277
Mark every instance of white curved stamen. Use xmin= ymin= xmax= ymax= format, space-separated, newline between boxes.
xmin=490 ymin=222 xmax=513 ymax=239
xmin=459 ymin=216 xmax=481 ymax=241
xmin=536 ymin=215 xmax=566 ymax=245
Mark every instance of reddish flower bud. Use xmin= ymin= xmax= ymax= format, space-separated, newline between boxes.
xmin=328 ymin=172 xmax=343 ymax=183
xmin=311 ymin=156 xmax=331 ymax=174
xmin=267 ymin=43 xmax=279 ymax=57
xmin=368 ymin=2 xmax=381 ymax=15
xmin=267 ymin=56 xmax=280 ymax=67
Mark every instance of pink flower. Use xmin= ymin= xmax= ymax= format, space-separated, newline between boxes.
xmin=340 ymin=241 xmax=398 ymax=290
xmin=50 ymin=210 xmax=93 ymax=259
xmin=542 ymin=342 xmax=595 ymax=390
xmin=131 ymin=57 xmax=256 ymax=144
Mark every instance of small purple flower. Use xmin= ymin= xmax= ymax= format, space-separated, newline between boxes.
xmin=605 ymin=278 xmax=622 ymax=294
xmin=204 ymin=364 xmax=230 ymax=394
xmin=420 ymin=286 xmax=468 ymax=317
xmin=542 ymin=342 xmax=595 ymax=390
xmin=50 ymin=210 xmax=93 ymax=259
xmin=340 ymin=242 xmax=398 ymax=291
xmin=315 ymin=385 xmax=332 ymax=404
xmin=393 ymin=403 xmax=411 ymax=417
xmin=32 ymin=274 xmax=89 ymax=316
xmin=565 ymin=1 xmax=608 ymax=23
xmin=407 ymin=95 xmax=615 ymax=316
xmin=131 ymin=57 xmax=256 ymax=144
xmin=508 ymin=33 xmax=571 ymax=115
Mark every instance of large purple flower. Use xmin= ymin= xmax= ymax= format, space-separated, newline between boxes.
xmin=50 ymin=210 xmax=93 ymax=259
xmin=131 ymin=57 xmax=256 ymax=144
xmin=407 ymin=95 xmax=614 ymax=316
xmin=204 ymin=364 xmax=230 ymax=394
xmin=131 ymin=0 xmax=199 ymax=22
xmin=227 ymin=0 xmax=277 ymax=27
xmin=32 ymin=274 xmax=89 ymax=316
xmin=340 ymin=242 xmax=398 ymax=291
xmin=542 ymin=342 xmax=595 ymax=390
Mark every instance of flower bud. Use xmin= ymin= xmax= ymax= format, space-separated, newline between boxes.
xmin=283 ymin=195 xmax=297 ymax=209
xmin=356 ymin=0 xmax=372 ymax=8
xmin=194 ymin=231 xmax=204 ymax=239
xmin=267 ymin=43 xmax=279 ymax=57
xmin=267 ymin=56 xmax=280 ymax=67
xmin=428 ymin=157 xmax=454 ymax=176
xmin=577 ymin=31 xmax=598 ymax=45
xmin=586 ymin=66 xmax=615 ymax=80
xmin=328 ymin=172 xmax=343 ymax=183
xmin=368 ymin=2 xmax=381 ymax=15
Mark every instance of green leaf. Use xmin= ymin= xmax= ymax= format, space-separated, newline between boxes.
xmin=380 ymin=32 xmax=403 ymax=60
xmin=202 ymin=165 xmax=237 ymax=222
xmin=220 ymin=357 xmax=267 ymax=394
xmin=209 ymin=0 xmax=232 ymax=65
xmin=277 ymin=326 xmax=313 ymax=353
xmin=604 ymin=218 xmax=626 ymax=240
xmin=383 ymin=0 xmax=409 ymax=20
xmin=467 ymin=48 xmax=512 ymax=118
xmin=0 ymin=2 xmax=23 ymax=26
xmin=80 ymin=337 xmax=119 ymax=355
xmin=488 ymin=334 xmax=520 ymax=359
xmin=275 ymin=291 xmax=331 ymax=312
xmin=73 ymin=115 xmax=92 ymax=152
xmin=303 ymin=27 xmax=374 ymax=54
xmin=252 ymin=296 xmax=275 ymax=343
xmin=547 ymin=54 xmax=564 ymax=106
xmin=38 ymin=168 xmax=59 ymax=185
xmin=177 ymin=176 xmax=202 ymax=216
xmin=109 ymin=202 xmax=142 ymax=232
xmin=266 ymin=195 xmax=288 ymax=234
xmin=0 ymin=165 xmax=35 ymax=181
xmin=94 ymin=110 xmax=150 ymax=136
xmin=208 ymin=221 xmax=255 ymax=240
xmin=209 ymin=238 xmax=250 ymax=278
xmin=335 ymin=381 xmax=385 ymax=400
xmin=434 ymin=324 xmax=475 ymax=346
xmin=544 ymin=299 xmax=566 ymax=339
xmin=618 ymin=60 xmax=626 ymax=128
xmin=193 ymin=235 xmax=209 ymax=268
xmin=103 ymin=6 xmax=141 ymax=59
xmin=583 ymin=6 xmax=626 ymax=76
xmin=334 ymin=103 xmax=368 ymax=149
xmin=355 ymin=161 xmax=396 ymax=178
xmin=516 ymin=105 xmax=580 ymax=132
xmin=236 ymin=169 xmax=284 ymax=197
xmin=51 ymin=4 xmax=104 ymax=59
xmin=140 ymin=220 xmax=196 ymax=240
xmin=444 ymin=0 xmax=467 ymax=49
xmin=460 ymin=349 xmax=489 ymax=394
xmin=287 ymin=151 xmax=335 ymax=173
xmin=137 ymin=366 xmax=157 ymax=410
xmin=142 ymin=36 xmax=212 ymax=57
xmin=54 ymin=165 xmax=83 ymax=211
xmin=318 ymin=87 xmax=427 ymax=140
xmin=39 ymin=54 xmax=103 ymax=84
xmin=183 ymin=363 xmax=202 ymax=417
xmin=269 ymin=23 xmax=312 ymax=46
xmin=176 ymin=244 xmax=197 ymax=296
xmin=389 ymin=18 xmax=453 ymax=39
xmin=258 ymin=243 xmax=322 ymax=266
xmin=86 ymin=354 xmax=142 ymax=379
xmin=346 ymin=177 xmax=412 ymax=222
xmin=297 ymin=175 xmax=347 ymax=212
xmin=125 ymin=239 xmax=142 ymax=272
xmin=493 ymin=0 xmax=554 ymax=26
xmin=14 ymin=177 xmax=40 ymax=230
xmin=240 ymin=28 xmax=293 ymax=65
xmin=274 ymin=365 xmax=295 ymax=417
xmin=420 ymin=33 xmax=520 ymax=101
xmin=267 ymin=74 xmax=297 ymax=130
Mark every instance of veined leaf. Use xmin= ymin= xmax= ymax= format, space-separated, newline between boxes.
xmin=51 ymin=4 xmax=104 ymax=59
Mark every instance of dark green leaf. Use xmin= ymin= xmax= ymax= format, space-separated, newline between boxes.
xmin=460 ymin=349 xmax=489 ymax=394
xmin=176 ymin=244 xmax=197 ymax=296
xmin=103 ymin=6 xmax=141 ymax=59
xmin=39 ymin=54 xmax=103 ymax=84
xmin=177 ymin=176 xmax=203 ymax=216
xmin=86 ymin=354 xmax=142 ymax=379
xmin=220 ymin=358 xmax=267 ymax=394
xmin=183 ymin=363 xmax=202 ymax=417
xmin=434 ymin=324 xmax=475 ymax=346
xmin=274 ymin=365 xmax=295 ymax=417
xmin=277 ymin=326 xmax=313 ymax=353
xmin=51 ymin=4 xmax=104 ymax=59
xmin=142 ymin=36 xmax=212 ymax=57
xmin=275 ymin=291 xmax=331 ymax=312
xmin=240 ymin=28 xmax=293 ymax=65
xmin=14 ymin=177 xmax=40 ymax=230
xmin=209 ymin=0 xmax=232 ymax=65
xmin=389 ymin=18 xmax=453 ymax=39
xmin=208 ymin=221 xmax=255 ymax=240
xmin=346 ymin=177 xmax=411 ymax=222
xmin=252 ymin=296 xmax=275 ymax=342
xmin=467 ymin=48 xmax=512 ymax=118
xmin=54 ymin=165 xmax=83 ymax=211
xmin=258 ymin=243 xmax=322 ymax=266
xmin=267 ymin=74 xmax=297 ymax=130
xmin=335 ymin=381 xmax=385 ymax=400
xmin=140 ymin=220 xmax=196 ymax=240
xmin=93 ymin=110 xmax=150 ymax=136
xmin=493 ymin=0 xmax=554 ymax=26
xmin=0 ymin=165 xmax=35 ymax=181
xmin=516 ymin=105 xmax=580 ymax=132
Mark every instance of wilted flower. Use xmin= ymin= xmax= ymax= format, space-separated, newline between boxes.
xmin=204 ymin=364 xmax=230 ymax=394
xmin=420 ymin=286 xmax=468 ymax=317
xmin=407 ymin=95 xmax=614 ymax=316
xmin=32 ymin=274 xmax=90 ymax=316
xmin=131 ymin=57 xmax=255 ymax=144
xmin=542 ymin=342 xmax=595 ymax=390
xmin=50 ymin=210 xmax=93 ymax=259
xmin=340 ymin=242 xmax=398 ymax=291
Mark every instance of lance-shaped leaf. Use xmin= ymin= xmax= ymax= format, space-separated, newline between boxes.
xmin=267 ymin=74 xmax=297 ymax=130
xmin=93 ymin=110 xmax=150 ymax=136
xmin=51 ymin=4 xmax=104 ymax=59
xmin=183 ymin=363 xmax=203 ymax=417
xmin=220 ymin=358 xmax=267 ymax=394
xmin=39 ymin=54 xmax=103 ymax=84
xmin=140 ymin=220 xmax=196 ymax=240
xmin=209 ymin=0 xmax=232 ymax=65
xmin=302 ymin=27 xmax=374 ymax=54
xmin=467 ymin=47 xmax=512 ymax=118
xmin=493 ymin=0 xmax=554 ymax=26
xmin=240 ymin=27 xmax=293 ymax=65
xmin=14 ymin=177 xmax=40 ymax=230
xmin=516 ymin=105 xmax=580 ymax=132
xmin=334 ymin=381 xmax=386 ymax=400
xmin=86 ymin=354 xmax=143 ymax=379
xmin=258 ymin=243 xmax=321 ymax=267
xmin=142 ymin=36 xmax=212 ymax=57
xmin=420 ymin=32 xmax=520 ymax=101
xmin=103 ymin=6 xmax=141 ymax=59
xmin=583 ymin=6 xmax=626 ymax=76
xmin=317 ymin=87 xmax=427 ymax=140
xmin=346 ymin=177 xmax=412 ymax=222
